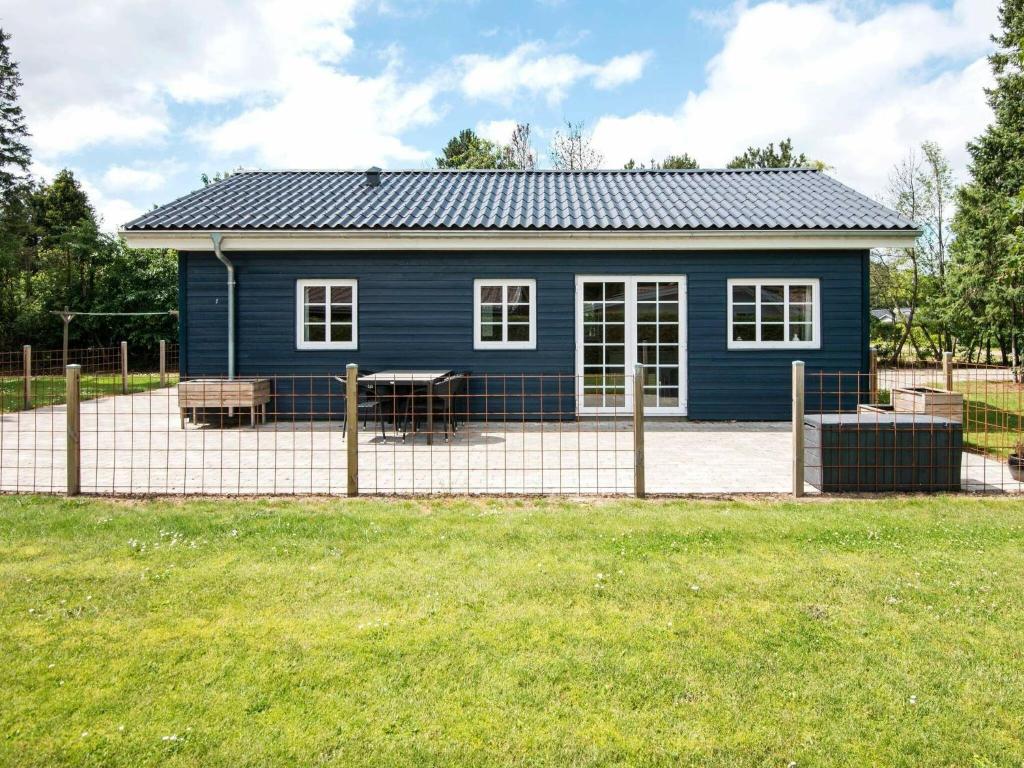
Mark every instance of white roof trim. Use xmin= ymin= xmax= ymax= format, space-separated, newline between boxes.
xmin=120 ymin=227 xmax=920 ymax=251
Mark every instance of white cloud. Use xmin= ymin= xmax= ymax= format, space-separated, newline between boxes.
xmin=457 ymin=43 xmax=651 ymax=104
xmin=101 ymin=166 xmax=167 ymax=193
xmin=4 ymin=0 xmax=362 ymax=158
xmin=592 ymin=0 xmax=998 ymax=192
xmin=197 ymin=60 xmax=439 ymax=167
xmin=475 ymin=119 xmax=519 ymax=144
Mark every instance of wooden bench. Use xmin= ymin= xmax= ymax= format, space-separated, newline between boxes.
xmin=178 ymin=379 xmax=271 ymax=428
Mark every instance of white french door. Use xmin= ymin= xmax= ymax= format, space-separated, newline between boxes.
xmin=575 ymin=276 xmax=688 ymax=416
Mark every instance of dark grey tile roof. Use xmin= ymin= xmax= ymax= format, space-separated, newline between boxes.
xmin=123 ymin=169 xmax=916 ymax=232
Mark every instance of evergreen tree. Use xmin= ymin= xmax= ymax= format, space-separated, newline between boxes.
xmin=945 ymin=0 xmax=1024 ymax=368
xmin=436 ymin=129 xmax=510 ymax=169
xmin=727 ymin=138 xmax=813 ymax=169
xmin=0 ymin=29 xmax=31 ymax=199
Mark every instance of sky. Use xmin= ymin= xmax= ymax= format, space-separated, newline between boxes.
xmin=1 ymin=0 xmax=1001 ymax=231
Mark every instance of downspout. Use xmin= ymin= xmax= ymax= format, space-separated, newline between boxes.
xmin=210 ymin=232 xmax=235 ymax=379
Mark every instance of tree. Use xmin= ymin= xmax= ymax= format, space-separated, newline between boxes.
xmin=727 ymin=138 xmax=813 ymax=169
xmin=623 ymin=153 xmax=699 ymax=170
xmin=436 ymin=129 xmax=510 ymax=170
xmin=503 ymin=123 xmax=536 ymax=170
xmin=549 ymin=121 xmax=602 ymax=170
xmin=943 ymin=0 xmax=1024 ymax=370
xmin=0 ymin=29 xmax=30 ymax=200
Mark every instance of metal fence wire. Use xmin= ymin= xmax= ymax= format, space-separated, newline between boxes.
xmin=800 ymin=358 xmax=1022 ymax=494
xmin=2 ymin=368 xmax=637 ymax=496
xmin=1 ymin=352 xmax=1021 ymax=497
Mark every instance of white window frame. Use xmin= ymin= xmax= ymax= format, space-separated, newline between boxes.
xmin=574 ymin=275 xmax=688 ymax=417
xmin=473 ymin=278 xmax=537 ymax=350
xmin=727 ymin=278 xmax=821 ymax=350
xmin=295 ymin=278 xmax=358 ymax=350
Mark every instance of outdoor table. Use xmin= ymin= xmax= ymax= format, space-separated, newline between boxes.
xmin=358 ymin=370 xmax=452 ymax=444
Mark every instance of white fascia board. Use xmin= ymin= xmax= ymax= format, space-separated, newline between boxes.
xmin=119 ymin=228 xmax=921 ymax=252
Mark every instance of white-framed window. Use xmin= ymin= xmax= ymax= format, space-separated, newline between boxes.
xmin=296 ymin=279 xmax=358 ymax=350
xmin=473 ymin=279 xmax=537 ymax=350
xmin=727 ymin=278 xmax=821 ymax=350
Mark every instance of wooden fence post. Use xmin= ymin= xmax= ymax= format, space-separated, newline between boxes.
xmin=346 ymin=363 xmax=358 ymax=497
xmin=943 ymin=351 xmax=954 ymax=392
xmin=66 ymin=364 xmax=81 ymax=496
xmin=633 ymin=363 xmax=646 ymax=499
xmin=120 ymin=341 xmax=128 ymax=394
xmin=159 ymin=339 xmax=167 ymax=387
xmin=868 ymin=346 xmax=878 ymax=404
xmin=22 ymin=344 xmax=31 ymax=410
xmin=792 ymin=360 xmax=805 ymax=498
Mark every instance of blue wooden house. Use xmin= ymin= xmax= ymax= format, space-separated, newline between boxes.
xmin=121 ymin=168 xmax=917 ymax=420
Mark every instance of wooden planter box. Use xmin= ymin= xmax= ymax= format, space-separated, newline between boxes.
xmin=891 ymin=386 xmax=963 ymax=423
xmin=857 ymin=403 xmax=894 ymax=416
xmin=178 ymin=378 xmax=271 ymax=428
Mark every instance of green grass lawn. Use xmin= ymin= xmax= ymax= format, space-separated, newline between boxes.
xmin=0 ymin=373 xmax=178 ymax=412
xmin=957 ymin=382 xmax=1024 ymax=459
xmin=2 ymin=495 xmax=1023 ymax=767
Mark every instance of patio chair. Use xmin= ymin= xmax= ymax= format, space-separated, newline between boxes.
xmin=400 ymin=372 xmax=469 ymax=442
xmin=334 ymin=373 xmax=388 ymax=439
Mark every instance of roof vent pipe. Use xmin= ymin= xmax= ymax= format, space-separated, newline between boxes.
xmin=210 ymin=232 xmax=235 ymax=380
xmin=365 ymin=166 xmax=381 ymax=188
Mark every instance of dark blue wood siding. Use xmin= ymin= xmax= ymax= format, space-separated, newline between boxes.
xmin=180 ymin=249 xmax=869 ymax=420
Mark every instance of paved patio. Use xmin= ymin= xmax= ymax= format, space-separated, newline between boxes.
xmin=0 ymin=387 xmax=1018 ymax=495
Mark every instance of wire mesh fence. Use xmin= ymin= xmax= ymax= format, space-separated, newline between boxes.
xmin=2 ymin=354 xmax=1021 ymax=497
xmin=802 ymin=358 xmax=1022 ymax=493
xmin=2 ymin=370 xmax=637 ymax=496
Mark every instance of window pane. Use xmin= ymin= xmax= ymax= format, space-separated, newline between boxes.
xmin=583 ymin=303 xmax=603 ymax=323
xmin=480 ymin=305 xmax=501 ymax=324
xmin=330 ymin=286 xmax=352 ymax=303
xmin=605 ymin=282 xmax=626 ymax=301
xmin=637 ymin=324 xmax=657 ymax=343
xmin=789 ymin=285 xmax=812 ymax=303
xmin=732 ymin=285 xmax=756 ymax=303
xmin=637 ymin=303 xmax=657 ymax=322
xmin=637 ymin=282 xmax=658 ymax=301
xmin=659 ymin=389 xmax=679 ymax=407
xmin=637 ymin=345 xmax=657 ymax=365
xmin=659 ymin=324 xmax=678 ymax=343
xmin=331 ymin=323 xmax=352 ymax=342
xmin=583 ymin=323 xmax=602 ymax=342
xmin=605 ymin=346 xmax=625 ymax=365
xmin=584 ymin=347 xmax=602 ymax=365
xmin=659 ymin=345 xmax=678 ymax=364
xmin=506 ymin=285 xmax=530 ymax=303
xmin=304 ymin=324 xmax=326 ymax=342
xmin=659 ymin=302 xmax=678 ymax=322
xmin=480 ymin=285 xmax=503 ymax=303
xmin=762 ymin=324 xmax=785 ymax=342
xmin=761 ymin=285 xmax=785 ymax=303
xmin=732 ymin=323 xmax=756 ymax=342
xmin=790 ymin=323 xmax=812 ymax=342
xmin=507 ymin=303 xmax=530 ymax=323
xmin=305 ymin=305 xmax=326 ymax=324
xmin=606 ymin=324 xmax=625 ymax=344
xmin=480 ymin=323 xmax=502 ymax=341
xmin=658 ymin=282 xmax=679 ymax=300
xmin=659 ymin=368 xmax=678 ymax=387
xmin=304 ymin=286 xmax=325 ymax=303
xmin=331 ymin=305 xmax=352 ymax=324
xmin=733 ymin=304 xmax=756 ymax=323
xmin=507 ymin=324 xmax=530 ymax=342
xmin=583 ymin=283 xmax=603 ymax=301
xmin=789 ymin=304 xmax=811 ymax=323
xmin=762 ymin=304 xmax=784 ymax=322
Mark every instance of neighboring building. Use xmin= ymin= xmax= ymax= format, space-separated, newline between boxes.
xmin=121 ymin=168 xmax=917 ymax=420
xmin=870 ymin=307 xmax=912 ymax=325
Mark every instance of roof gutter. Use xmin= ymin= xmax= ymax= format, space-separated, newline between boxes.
xmin=210 ymin=232 xmax=235 ymax=380
xmin=121 ymin=228 xmax=921 ymax=251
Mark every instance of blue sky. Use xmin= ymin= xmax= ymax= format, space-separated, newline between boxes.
xmin=3 ymin=0 xmax=999 ymax=230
